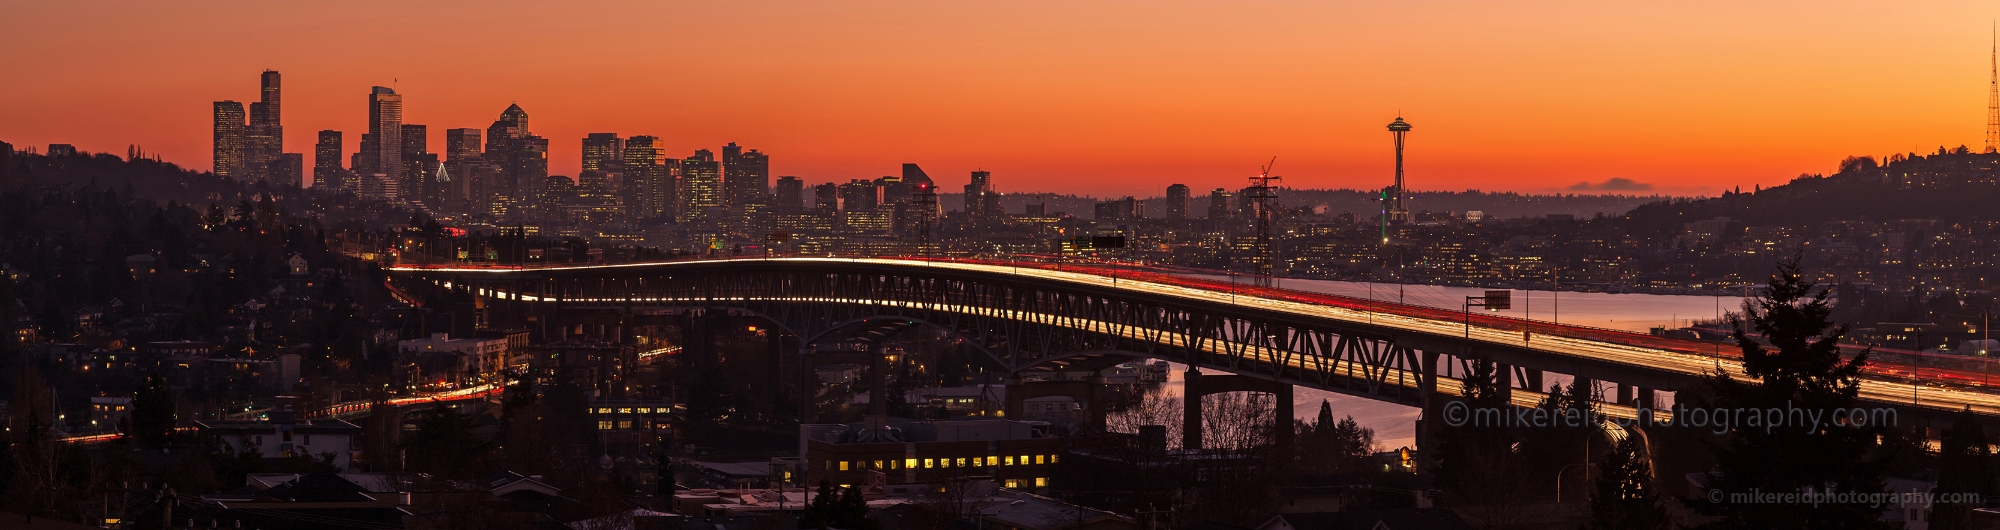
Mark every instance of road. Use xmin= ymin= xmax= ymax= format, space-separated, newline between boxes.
xmin=390 ymin=257 xmax=2000 ymax=416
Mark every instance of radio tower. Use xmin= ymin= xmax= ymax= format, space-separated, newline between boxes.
xmin=1988 ymin=24 xmax=1998 ymax=154
xmin=1245 ymin=158 xmax=1282 ymax=287
xmin=1386 ymin=117 xmax=1413 ymax=223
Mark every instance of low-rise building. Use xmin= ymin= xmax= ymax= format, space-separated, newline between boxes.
xmin=798 ymin=418 xmax=1062 ymax=490
xmin=195 ymin=410 xmax=361 ymax=469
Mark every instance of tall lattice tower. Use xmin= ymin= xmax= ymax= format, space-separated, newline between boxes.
xmin=1245 ymin=159 xmax=1282 ymax=287
xmin=1988 ymin=26 xmax=1998 ymax=153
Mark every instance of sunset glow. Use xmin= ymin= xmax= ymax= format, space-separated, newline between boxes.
xmin=3 ymin=0 xmax=1993 ymax=196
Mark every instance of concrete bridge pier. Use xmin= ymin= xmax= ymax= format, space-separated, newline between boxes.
xmin=1182 ymin=368 xmax=1293 ymax=453
xmin=869 ymin=345 xmax=889 ymax=417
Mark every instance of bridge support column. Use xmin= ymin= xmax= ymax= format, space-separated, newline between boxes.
xmin=1573 ymin=376 xmax=1596 ymax=402
xmin=869 ymin=345 xmax=888 ymax=417
xmin=1183 ymin=369 xmax=1205 ymax=451
xmin=797 ymin=348 xmax=817 ymax=423
xmin=1637 ymin=388 xmax=1656 ymax=410
xmin=1416 ymin=350 xmax=1440 ymax=476
xmin=1524 ymin=368 xmax=1545 ymax=394
xmin=1496 ymin=363 xmax=1514 ymax=404
xmin=1086 ymin=375 xmax=1108 ymax=434
xmin=1615 ymin=383 xmax=1634 ymax=406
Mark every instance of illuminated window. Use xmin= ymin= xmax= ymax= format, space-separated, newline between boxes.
xmin=1035 ymin=455 xmax=1045 ymax=465
xmin=1035 ymin=477 xmax=1048 ymax=487
xmin=1004 ymin=479 xmax=1022 ymax=488
xmin=1020 ymin=454 xmax=1029 ymax=465
xmin=839 ymin=461 xmax=849 ymax=471
xmin=1050 ymin=454 xmax=1060 ymax=463
xmin=956 ymin=458 xmax=967 ymax=467
xmin=986 ymin=456 xmax=997 ymax=466
xmin=941 ymin=458 xmax=952 ymax=468
xmin=905 ymin=458 xmax=917 ymax=468
xmin=1005 ymin=456 xmax=1015 ymax=466
xmin=618 ymin=408 xmax=632 ymax=414
xmin=636 ymin=408 xmax=652 ymax=414
xmin=924 ymin=459 xmax=934 ymax=468
xmin=874 ymin=460 xmax=884 ymax=469
xmin=597 ymin=421 xmax=612 ymax=430
xmin=617 ymin=421 xmax=631 ymax=429
xmin=597 ymin=408 xmax=611 ymax=414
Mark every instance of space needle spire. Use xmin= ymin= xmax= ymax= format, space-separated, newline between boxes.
xmin=1987 ymin=22 xmax=1998 ymax=153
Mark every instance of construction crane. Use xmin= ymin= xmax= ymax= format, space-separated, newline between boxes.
xmin=1245 ymin=157 xmax=1282 ymax=287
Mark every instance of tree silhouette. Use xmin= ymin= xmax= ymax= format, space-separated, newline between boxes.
xmin=1586 ymin=434 xmax=1668 ymax=530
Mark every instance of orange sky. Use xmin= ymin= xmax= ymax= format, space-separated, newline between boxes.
xmin=1 ymin=0 xmax=1991 ymax=197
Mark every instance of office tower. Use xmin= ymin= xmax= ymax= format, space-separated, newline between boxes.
xmin=583 ymin=133 xmax=623 ymax=174
xmin=1165 ymin=184 xmax=1191 ymax=220
xmin=268 ymin=154 xmax=304 ymax=188
xmin=680 ymin=149 xmax=721 ymax=219
xmin=213 ymin=101 xmax=246 ymax=179
xmin=814 ymin=182 xmax=839 ymax=213
xmin=401 ymin=124 xmax=428 ymax=160
xmin=0 ymin=140 xmax=13 ymax=185
xmin=1208 ymin=187 xmax=1232 ymax=220
xmin=1386 ymin=116 xmax=1411 ymax=224
xmin=881 ymin=163 xmax=932 ymax=206
xmin=1095 ymin=197 xmax=1141 ymax=220
xmin=515 ymin=135 xmax=549 ymax=201
xmin=620 ymin=135 xmax=674 ymax=220
xmin=774 ymin=177 xmax=803 ymax=210
xmin=721 ymin=143 xmax=769 ymax=207
xmin=357 ymin=87 xmax=403 ymax=182
xmin=244 ymin=70 xmax=283 ymax=181
xmin=964 ymin=170 xmax=990 ymax=216
xmin=486 ymin=104 xmax=530 ymax=195
xmin=313 ymin=130 xmax=342 ymax=188
xmin=445 ymin=128 xmax=482 ymax=162
xmin=839 ymin=179 xmax=879 ymax=211
xmin=541 ymin=175 xmax=575 ymax=207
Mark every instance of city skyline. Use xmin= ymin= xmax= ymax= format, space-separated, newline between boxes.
xmin=6 ymin=1 xmax=2000 ymax=197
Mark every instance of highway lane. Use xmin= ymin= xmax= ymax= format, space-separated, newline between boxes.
xmin=393 ymin=258 xmax=2000 ymax=416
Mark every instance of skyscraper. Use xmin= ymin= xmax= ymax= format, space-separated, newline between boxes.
xmin=244 ymin=70 xmax=283 ymax=181
xmin=358 ymin=87 xmax=403 ymax=184
xmin=964 ymin=170 xmax=991 ymax=216
xmin=1208 ymin=187 xmax=1232 ymax=220
xmin=622 ymin=135 xmax=674 ymax=220
xmin=212 ymin=101 xmax=246 ymax=179
xmin=445 ymin=128 xmax=482 ymax=162
xmin=814 ymin=182 xmax=839 ymax=213
xmin=269 ymin=153 xmax=304 ymax=188
xmin=774 ymin=176 xmax=803 ymax=210
xmin=313 ymin=130 xmax=343 ymax=189
xmin=401 ymin=124 xmax=428 ymax=160
xmin=681 ymin=149 xmax=722 ymax=219
xmin=515 ymin=135 xmax=549 ymax=202
xmin=1165 ymin=184 xmax=1191 ymax=220
xmin=582 ymin=133 xmax=624 ymax=174
xmin=486 ymin=104 xmax=530 ymax=195
xmin=721 ymin=142 xmax=769 ymax=207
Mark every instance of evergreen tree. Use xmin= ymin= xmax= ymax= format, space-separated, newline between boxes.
xmin=1695 ymin=257 xmax=1896 ymax=529
xmin=799 ymin=480 xmax=839 ymax=529
xmin=1929 ymin=407 xmax=1995 ymax=530
xmin=129 ymin=372 xmax=175 ymax=448
xmin=834 ymin=484 xmax=880 ymax=530
xmin=1586 ymin=434 xmax=1669 ymax=530
xmin=1431 ymin=356 xmax=1524 ymax=505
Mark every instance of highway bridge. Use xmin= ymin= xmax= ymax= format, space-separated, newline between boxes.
xmin=385 ymin=257 xmax=2000 ymax=447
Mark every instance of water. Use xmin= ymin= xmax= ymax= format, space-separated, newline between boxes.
xmin=1160 ymin=277 xmax=1746 ymax=449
